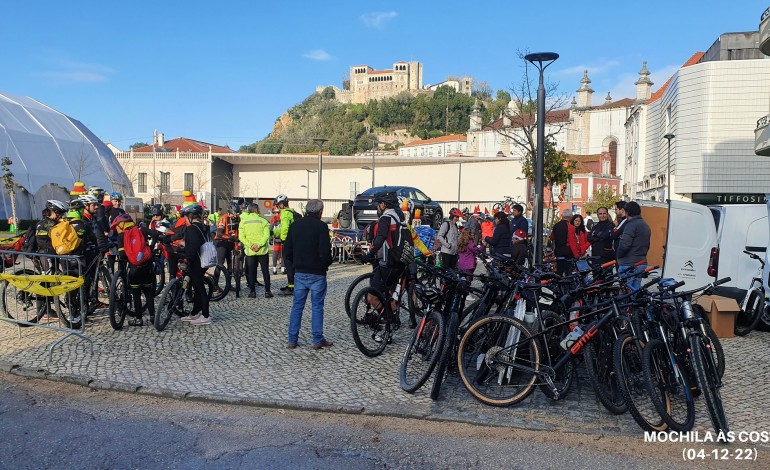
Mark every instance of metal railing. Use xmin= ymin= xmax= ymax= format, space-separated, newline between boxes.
xmin=0 ymin=250 xmax=93 ymax=361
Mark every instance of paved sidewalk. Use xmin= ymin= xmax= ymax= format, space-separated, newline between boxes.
xmin=1 ymin=263 xmax=769 ymax=437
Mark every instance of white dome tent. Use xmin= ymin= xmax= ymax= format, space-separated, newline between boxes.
xmin=0 ymin=91 xmax=131 ymax=221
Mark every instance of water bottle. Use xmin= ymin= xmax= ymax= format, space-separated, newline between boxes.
xmin=560 ymin=325 xmax=584 ymax=351
xmin=392 ymin=283 xmax=402 ymax=301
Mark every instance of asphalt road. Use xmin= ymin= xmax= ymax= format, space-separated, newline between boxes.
xmin=0 ymin=374 xmax=754 ymax=470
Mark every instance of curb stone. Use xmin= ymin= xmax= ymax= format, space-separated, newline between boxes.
xmin=136 ymin=386 xmax=188 ymax=400
xmin=89 ymin=379 xmax=140 ymax=394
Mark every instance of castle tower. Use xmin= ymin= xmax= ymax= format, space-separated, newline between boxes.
xmin=576 ymin=70 xmax=594 ymax=108
xmin=605 ymin=92 xmax=612 ymax=105
xmin=469 ymin=100 xmax=482 ymax=131
xmin=407 ymin=61 xmax=422 ymax=91
xmin=634 ymin=61 xmax=653 ymax=102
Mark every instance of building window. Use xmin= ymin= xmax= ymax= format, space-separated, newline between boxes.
xmin=552 ymin=185 xmax=561 ymax=197
xmin=665 ymin=105 xmax=672 ymax=132
xmin=160 ymin=172 xmax=170 ymax=194
xmin=596 ymin=183 xmax=602 ymax=191
xmin=184 ymin=173 xmax=194 ymax=192
xmin=573 ymin=183 xmax=582 ymax=199
xmin=137 ymin=173 xmax=147 ymax=193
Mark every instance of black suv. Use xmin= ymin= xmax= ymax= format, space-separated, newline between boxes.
xmin=352 ymin=186 xmax=443 ymax=230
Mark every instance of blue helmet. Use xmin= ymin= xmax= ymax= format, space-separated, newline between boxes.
xmin=110 ymin=192 xmax=123 ymax=201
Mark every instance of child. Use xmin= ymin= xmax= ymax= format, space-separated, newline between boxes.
xmin=457 ymin=230 xmax=482 ymax=281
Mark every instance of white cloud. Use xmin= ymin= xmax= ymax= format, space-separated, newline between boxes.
xmin=40 ymin=59 xmax=113 ymax=83
xmin=555 ymin=60 xmax=620 ymax=78
xmin=303 ymin=49 xmax=332 ymax=61
xmin=360 ymin=11 xmax=397 ymax=28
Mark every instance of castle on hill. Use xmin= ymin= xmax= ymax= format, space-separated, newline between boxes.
xmin=316 ymin=60 xmax=472 ymax=104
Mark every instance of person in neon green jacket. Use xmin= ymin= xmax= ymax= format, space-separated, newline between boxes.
xmin=274 ymin=194 xmax=300 ymax=294
xmin=239 ymin=204 xmax=272 ymax=298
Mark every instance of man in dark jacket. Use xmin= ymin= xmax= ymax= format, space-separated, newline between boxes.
xmin=610 ymin=200 xmax=627 ymax=253
xmin=175 ymin=204 xmax=211 ymax=325
xmin=616 ymin=201 xmax=651 ymax=291
xmin=551 ymin=208 xmax=573 ymax=275
xmin=587 ymin=206 xmax=615 ymax=263
xmin=284 ymin=199 xmax=333 ymax=350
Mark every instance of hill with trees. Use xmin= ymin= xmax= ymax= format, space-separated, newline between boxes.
xmin=240 ymin=85 xmax=511 ymax=155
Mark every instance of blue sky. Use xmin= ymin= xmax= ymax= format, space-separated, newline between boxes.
xmin=2 ymin=1 xmax=764 ymax=150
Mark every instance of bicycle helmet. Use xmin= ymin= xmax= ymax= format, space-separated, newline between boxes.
xmin=68 ymin=199 xmax=85 ymax=211
xmin=180 ymin=203 xmax=203 ymax=216
xmin=461 ymin=208 xmax=471 ymax=218
xmin=449 ymin=207 xmax=463 ymax=219
xmin=155 ymin=220 xmax=171 ymax=233
xmin=46 ymin=199 xmax=67 ymax=214
xmin=229 ymin=201 xmax=242 ymax=214
xmin=110 ymin=192 xmax=123 ymax=202
xmin=150 ymin=204 xmax=164 ymax=217
xmin=87 ymin=186 xmax=104 ymax=197
xmin=273 ymin=194 xmax=289 ymax=207
xmin=374 ymin=191 xmax=398 ymax=208
xmin=78 ymin=194 xmax=99 ymax=205
xmin=109 ymin=213 xmax=133 ymax=231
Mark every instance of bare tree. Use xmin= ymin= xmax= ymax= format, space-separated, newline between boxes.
xmin=272 ymin=176 xmax=289 ymax=196
xmin=2 ymin=157 xmax=18 ymax=232
xmin=194 ymin=165 xmax=211 ymax=198
xmin=111 ymin=156 xmax=139 ymax=195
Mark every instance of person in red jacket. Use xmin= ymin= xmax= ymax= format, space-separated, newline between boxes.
xmin=567 ymin=214 xmax=590 ymax=258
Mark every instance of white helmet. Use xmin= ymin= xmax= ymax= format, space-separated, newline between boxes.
xmin=46 ymin=199 xmax=67 ymax=214
xmin=78 ymin=194 xmax=99 ymax=205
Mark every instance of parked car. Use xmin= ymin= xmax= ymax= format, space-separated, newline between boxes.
xmin=352 ymin=186 xmax=443 ymax=230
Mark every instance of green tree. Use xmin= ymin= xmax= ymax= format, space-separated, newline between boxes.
xmin=130 ymin=142 xmax=149 ymax=149
xmin=521 ymin=139 xmax=577 ymax=224
xmin=1 ymin=157 xmax=18 ymax=233
xmin=583 ymin=187 xmax=618 ymax=215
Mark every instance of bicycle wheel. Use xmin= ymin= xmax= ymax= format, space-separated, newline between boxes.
xmin=108 ymin=271 xmax=128 ymax=331
xmin=430 ymin=309 xmax=458 ymax=400
xmin=0 ymin=269 xmax=44 ymax=325
xmin=400 ymin=310 xmax=446 ymax=393
xmin=155 ymin=279 xmax=184 ymax=331
xmin=153 ymin=258 xmax=165 ymax=297
xmin=207 ymin=264 xmax=231 ymax=301
xmin=734 ymin=289 xmax=763 ymax=336
xmin=350 ymin=287 xmax=390 ymax=357
xmin=642 ymin=338 xmax=695 ymax=432
xmin=457 ymin=315 xmax=540 ymax=407
xmin=94 ymin=265 xmax=112 ymax=311
xmin=538 ymin=311 xmax=575 ymax=400
xmin=690 ymin=335 xmax=729 ymax=435
xmin=583 ymin=326 xmax=627 ymax=414
xmin=692 ymin=304 xmax=725 ymax=378
xmin=492 ymin=202 xmax=505 ymax=213
xmin=345 ymin=272 xmax=373 ymax=318
xmin=614 ymin=334 xmax=668 ymax=432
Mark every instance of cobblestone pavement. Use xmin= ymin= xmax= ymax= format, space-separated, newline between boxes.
xmin=1 ymin=263 xmax=769 ymax=438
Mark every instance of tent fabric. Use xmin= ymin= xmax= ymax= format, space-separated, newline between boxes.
xmin=0 ymin=91 xmax=131 ymax=220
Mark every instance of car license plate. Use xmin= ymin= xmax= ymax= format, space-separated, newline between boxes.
xmin=361 ymin=210 xmax=377 ymax=215
xmin=423 ymin=208 xmax=433 ymax=214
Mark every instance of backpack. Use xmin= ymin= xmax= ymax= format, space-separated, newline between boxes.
xmin=123 ymin=226 xmax=152 ymax=265
xmin=432 ymin=220 xmax=449 ymax=250
xmin=377 ymin=215 xmax=414 ymax=266
xmin=586 ymin=218 xmax=595 ymax=230
xmin=21 ymin=225 xmax=37 ymax=253
xmin=194 ymin=224 xmax=217 ymax=268
xmin=50 ymin=220 xmax=81 ymax=255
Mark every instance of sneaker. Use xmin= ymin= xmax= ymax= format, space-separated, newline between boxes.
xmin=181 ymin=314 xmax=201 ymax=323
xmin=278 ymin=288 xmax=293 ymax=296
xmin=247 ymin=291 xmax=256 ymax=298
xmin=281 ymin=267 xmax=286 ymax=274
xmin=190 ymin=315 xmax=211 ymax=325
xmin=265 ymin=291 xmax=274 ymax=299
xmin=128 ymin=318 xmax=143 ymax=327
xmin=286 ymin=342 xmax=297 ymax=349
xmin=312 ymin=339 xmax=334 ymax=350
xmin=272 ymin=267 xmax=277 ymax=274
xmin=373 ymin=332 xmax=392 ymax=344
xmin=279 ymin=286 xmax=290 ymax=292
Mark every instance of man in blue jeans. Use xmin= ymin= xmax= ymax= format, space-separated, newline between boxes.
xmin=616 ymin=201 xmax=651 ymax=291
xmin=284 ymin=199 xmax=333 ymax=349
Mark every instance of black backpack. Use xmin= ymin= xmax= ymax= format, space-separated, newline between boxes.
xmin=21 ymin=225 xmax=37 ymax=253
xmin=386 ymin=216 xmax=414 ymax=266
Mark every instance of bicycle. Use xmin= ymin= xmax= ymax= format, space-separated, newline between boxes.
xmin=206 ymin=263 xmax=231 ymax=301
xmin=399 ymin=282 xmax=446 ymax=392
xmin=154 ymin=257 xmax=215 ymax=331
xmin=492 ymin=196 xmax=523 ymax=214
xmin=108 ymin=261 xmax=142 ymax=330
xmin=733 ymin=250 xmax=765 ymax=336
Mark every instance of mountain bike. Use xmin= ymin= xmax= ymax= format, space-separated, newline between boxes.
xmin=492 ymin=196 xmax=523 ymax=214
xmin=733 ymin=250 xmax=765 ymax=336
xmin=155 ymin=257 xmax=215 ymax=331
xmin=108 ymin=262 xmax=142 ymax=330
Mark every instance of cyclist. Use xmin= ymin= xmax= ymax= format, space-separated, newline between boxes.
xmin=148 ymin=204 xmax=169 ymax=230
xmin=361 ymin=191 xmax=412 ymax=327
xmin=112 ymin=213 xmax=161 ymax=326
xmin=275 ymin=194 xmax=301 ymax=295
xmin=180 ymin=204 xmax=211 ymax=325
xmin=35 ymin=200 xmax=67 ymax=258
xmin=163 ymin=209 xmax=190 ymax=283
xmin=435 ymin=207 xmax=463 ymax=269
xmin=79 ymin=194 xmax=109 ymax=256
xmin=269 ymin=208 xmax=283 ymax=274
xmin=239 ymin=203 xmax=272 ymax=298
xmin=213 ymin=201 xmax=241 ymax=293
xmin=87 ymin=186 xmax=110 ymax=235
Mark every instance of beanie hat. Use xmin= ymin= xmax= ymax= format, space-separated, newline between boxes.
xmin=70 ymin=182 xmax=87 ymax=196
xmin=182 ymin=190 xmax=197 ymax=207
xmin=513 ymin=229 xmax=527 ymax=240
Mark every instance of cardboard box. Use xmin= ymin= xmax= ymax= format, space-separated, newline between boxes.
xmin=694 ymin=295 xmax=740 ymax=338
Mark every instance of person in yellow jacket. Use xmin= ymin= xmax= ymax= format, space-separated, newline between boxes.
xmin=274 ymin=194 xmax=300 ymax=295
xmin=239 ymin=203 xmax=273 ymax=298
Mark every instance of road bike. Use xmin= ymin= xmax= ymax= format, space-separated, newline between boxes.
xmin=492 ymin=196 xmax=524 ymax=214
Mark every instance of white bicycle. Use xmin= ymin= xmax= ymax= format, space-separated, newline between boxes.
xmin=734 ymin=250 xmax=767 ymax=336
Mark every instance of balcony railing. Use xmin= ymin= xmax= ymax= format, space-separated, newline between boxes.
xmin=760 ymin=7 xmax=770 ymax=56
xmin=115 ymin=151 xmax=211 ymax=160
xmin=755 ymin=114 xmax=770 ymax=156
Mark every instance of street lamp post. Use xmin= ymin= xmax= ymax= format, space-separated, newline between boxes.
xmin=457 ymin=162 xmax=462 ymax=207
xmin=312 ymin=138 xmax=327 ymax=199
xmin=369 ymin=139 xmax=378 ymax=188
xmin=525 ymin=52 xmax=559 ymax=265
xmin=304 ymin=169 xmax=317 ymax=200
xmin=663 ymin=133 xmax=675 ymax=201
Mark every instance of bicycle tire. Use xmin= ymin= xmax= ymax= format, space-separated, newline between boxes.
xmin=108 ymin=271 xmax=128 ymax=330
xmin=153 ymin=258 xmax=165 ymax=297
xmin=456 ymin=315 xmax=540 ymax=407
xmin=692 ymin=304 xmax=725 ymax=378
xmin=690 ymin=334 xmax=729 ymax=435
xmin=92 ymin=265 xmax=112 ymax=314
xmin=345 ymin=272 xmax=373 ymax=318
xmin=155 ymin=278 xmax=184 ymax=331
xmin=642 ymin=338 xmax=695 ymax=432
xmin=614 ymin=334 xmax=668 ymax=432
xmin=583 ymin=327 xmax=627 ymax=414
xmin=0 ymin=269 xmax=43 ymax=326
xmin=400 ymin=310 xmax=446 ymax=393
xmin=492 ymin=202 xmax=505 ymax=213
xmin=538 ymin=311 xmax=575 ymax=400
xmin=430 ymin=309 xmax=458 ymax=401
xmin=208 ymin=264 xmax=231 ymax=301
xmin=350 ymin=287 xmax=390 ymax=357
xmin=734 ymin=289 xmax=763 ymax=336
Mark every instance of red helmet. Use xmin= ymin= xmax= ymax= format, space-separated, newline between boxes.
xmin=110 ymin=213 xmax=134 ymax=231
xmin=449 ymin=207 xmax=463 ymax=219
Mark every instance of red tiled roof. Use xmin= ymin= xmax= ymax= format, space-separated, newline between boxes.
xmin=403 ymin=134 xmax=467 ymax=147
xmin=568 ymin=154 xmax=603 ymax=162
xmin=132 ymin=137 xmax=234 ymax=153
xmin=647 ymin=52 xmax=705 ymax=105
xmin=483 ymin=109 xmax=571 ymax=130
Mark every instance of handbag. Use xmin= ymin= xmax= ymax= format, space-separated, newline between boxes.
xmin=194 ymin=224 xmax=218 ymax=268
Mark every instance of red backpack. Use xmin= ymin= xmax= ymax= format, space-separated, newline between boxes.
xmin=123 ymin=226 xmax=152 ymax=265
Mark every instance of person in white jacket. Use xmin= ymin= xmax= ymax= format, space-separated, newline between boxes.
xmin=435 ymin=207 xmax=463 ymax=268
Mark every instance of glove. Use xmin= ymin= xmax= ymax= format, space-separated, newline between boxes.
xmin=361 ymin=252 xmax=376 ymax=264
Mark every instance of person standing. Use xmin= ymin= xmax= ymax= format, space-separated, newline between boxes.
xmin=587 ymin=206 xmax=616 ymax=263
xmin=435 ymin=207 xmax=462 ymax=268
xmin=214 ymin=202 xmax=241 ymax=293
xmin=616 ymin=201 xmax=651 ymax=291
xmin=275 ymin=194 xmax=300 ymax=295
xmin=178 ymin=204 xmax=211 ymax=325
xmin=585 ymin=210 xmax=595 ymax=231
xmin=284 ymin=199 xmax=333 ymax=350
xmin=611 ymin=200 xmax=627 ymax=254
xmin=484 ymin=211 xmax=512 ymax=257
xmin=551 ymin=209 xmax=574 ymax=275
xmin=509 ymin=204 xmax=528 ymax=239
xmin=269 ymin=208 xmax=283 ymax=274
xmin=463 ymin=209 xmax=482 ymax=244
xmin=480 ymin=214 xmax=494 ymax=254
xmin=239 ymin=203 xmax=273 ymax=298
xmin=567 ymin=214 xmax=590 ymax=259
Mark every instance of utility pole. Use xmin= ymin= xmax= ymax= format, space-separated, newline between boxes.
xmin=312 ymin=138 xmax=328 ymax=200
